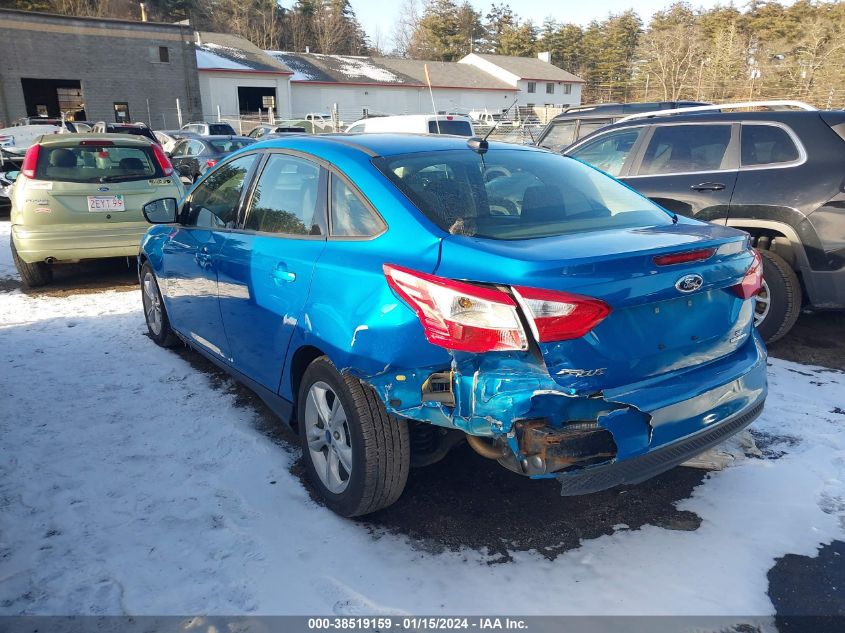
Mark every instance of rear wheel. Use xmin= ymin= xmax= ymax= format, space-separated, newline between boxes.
xmin=140 ymin=262 xmax=177 ymax=347
xmin=298 ymin=356 xmax=410 ymax=517
xmin=10 ymin=235 xmax=51 ymax=288
xmin=755 ymin=249 xmax=801 ymax=343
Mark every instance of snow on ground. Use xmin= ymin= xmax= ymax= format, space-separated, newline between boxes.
xmin=0 ymin=223 xmax=843 ymax=616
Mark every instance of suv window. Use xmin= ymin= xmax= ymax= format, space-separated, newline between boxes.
xmin=539 ymin=120 xmax=577 ymax=152
xmin=638 ymin=124 xmax=731 ymax=175
xmin=209 ymin=123 xmax=237 ymax=136
xmin=186 ymin=154 xmax=257 ymax=228
xmin=568 ymin=128 xmax=643 ymax=177
xmin=245 ymin=154 xmax=324 ymax=236
xmin=741 ymin=124 xmax=800 ymax=166
xmin=331 ymin=176 xmax=383 ymax=237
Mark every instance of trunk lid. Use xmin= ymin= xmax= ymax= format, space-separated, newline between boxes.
xmin=436 ymin=221 xmax=755 ymax=394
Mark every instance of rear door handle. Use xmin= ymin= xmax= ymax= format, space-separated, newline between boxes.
xmin=690 ymin=182 xmax=726 ymax=192
xmin=271 ymin=262 xmax=296 ymax=284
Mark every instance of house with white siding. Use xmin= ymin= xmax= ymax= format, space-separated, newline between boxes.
xmin=459 ymin=52 xmax=583 ymax=108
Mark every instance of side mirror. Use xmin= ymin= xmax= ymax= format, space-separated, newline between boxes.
xmin=4 ymin=170 xmax=20 ymax=183
xmin=142 ymin=198 xmax=178 ymax=224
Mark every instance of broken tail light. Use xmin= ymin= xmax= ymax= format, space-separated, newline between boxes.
xmin=383 ymin=264 xmax=527 ymax=352
xmin=21 ymin=143 xmax=40 ymax=178
xmin=151 ymin=142 xmax=174 ymax=176
xmin=514 ymin=286 xmax=611 ymax=342
xmin=732 ymin=249 xmax=763 ymax=299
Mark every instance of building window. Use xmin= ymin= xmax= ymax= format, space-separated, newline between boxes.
xmin=546 ymin=82 xmax=554 ymax=94
xmin=563 ymin=84 xmax=572 ymax=95
xmin=527 ymin=82 xmax=536 ymax=93
xmin=113 ymin=102 xmax=130 ymax=123
xmin=158 ymin=46 xmax=170 ymax=63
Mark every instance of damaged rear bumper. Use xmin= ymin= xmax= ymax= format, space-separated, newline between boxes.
xmin=554 ymin=400 xmax=764 ymax=495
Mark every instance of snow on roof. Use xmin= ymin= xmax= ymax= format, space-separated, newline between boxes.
xmin=196 ymin=33 xmax=292 ymax=74
xmin=462 ymin=53 xmax=584 ymax=83
xmin=268 ymin=52 xmax=417 ymax=85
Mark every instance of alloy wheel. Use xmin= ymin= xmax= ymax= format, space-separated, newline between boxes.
xmin=142 ymin=271 xmax=163 ymax=336
xmin=304 ymin=381 xmax=353 ymax=494
xmin=754 ymin=279 xmax=771 ymax=328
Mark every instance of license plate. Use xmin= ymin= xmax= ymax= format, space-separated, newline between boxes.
xmin=87 ymin=195 xmax=125 ymax=212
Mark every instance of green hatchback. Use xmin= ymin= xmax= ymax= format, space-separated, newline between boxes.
xmin=9 ymin=134 xmax=184 ymax=287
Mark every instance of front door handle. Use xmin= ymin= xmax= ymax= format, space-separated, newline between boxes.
xmin=690 ymin=182 xmax=726 ymax=192
xmin=271 ymin=263 xmax=296 ymax=284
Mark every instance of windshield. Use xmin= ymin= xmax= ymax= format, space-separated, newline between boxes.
xmin=36 ymin=144 xmax=162 ymax=183
xmin=375 ymin=149 xmax=673 ymax=240
xmin=538 ymin=121 xmax=577 ymax=151
xmin=207 ymin=138 xmax=254 ymax=153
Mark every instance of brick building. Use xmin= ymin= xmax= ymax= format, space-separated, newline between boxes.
xmin=0 ymin=8 xmax=202 ymax=128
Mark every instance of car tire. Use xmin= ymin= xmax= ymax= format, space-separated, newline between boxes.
xmin=140 ymin=262 xmax=177 ymax=347
xmin=10 ymin=234 xmax=52 ymax=288
xmin=298 ymin=356 xmax=410 ymax=517
xmin=756 ymin=249 xmax=802 ymax=344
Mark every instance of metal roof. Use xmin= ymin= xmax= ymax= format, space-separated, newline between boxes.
xmin=373 ymin=58 xmax=515 ymax=90
xmin=196 ymin=32 xmax=292 ymax=74
xmin=267 ymin=52 xmax=416 ymax=85
xmin=464 ymin=54 xmax=583 ymax=83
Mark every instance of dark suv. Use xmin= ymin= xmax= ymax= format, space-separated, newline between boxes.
xmin=563 ymin=103 xmax=845 ymax=342
xmin=536 ymin=101 xmax=708 ymax=152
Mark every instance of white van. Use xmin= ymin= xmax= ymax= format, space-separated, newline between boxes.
xmin=345 ymin=114 xmax=474 ymax=136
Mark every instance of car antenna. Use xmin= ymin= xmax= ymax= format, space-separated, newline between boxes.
xmin=467 ymin=97 xmax=518 ymax=155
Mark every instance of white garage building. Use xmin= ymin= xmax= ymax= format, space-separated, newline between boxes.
xmin=195 ymin=32 xmax=293 ymax=121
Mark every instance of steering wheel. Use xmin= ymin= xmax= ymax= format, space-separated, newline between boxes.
xmin=484 ymin=166 xmax=512 ymax=182
xmin=487 ymin=197 xmax=518 ymax=216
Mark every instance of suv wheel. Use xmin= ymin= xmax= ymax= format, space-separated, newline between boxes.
xmin=298 ymin=356 xmax=410 ymax=517
xmin=755 ymin=250 xmax=801 ymax=343
xmin=140 ymin=263 xmax=177 ymax=347
xmin=10 ymin=235 xmax=52 ymax=288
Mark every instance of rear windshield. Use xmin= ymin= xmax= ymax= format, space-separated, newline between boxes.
xmin=375 ymin=149 xmax=673 ymax=240
xmin=209 ymin=123 xmax=237 ymax=135
xmin=428 ymin=120 xmax=473 ymax=136
xmin=207 ymin=138 xmax=254 ymax=153
xmin=111 ymin=126 xmax=155 ymax=141
xmin=36 ymin=144 xmax=162 ymax=183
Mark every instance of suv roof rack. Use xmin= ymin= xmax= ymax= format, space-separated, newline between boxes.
xmin=615 ymin=100 xmax=816 ymax=124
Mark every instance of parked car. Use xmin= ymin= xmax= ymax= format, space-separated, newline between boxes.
xmin=137 ymin=134 xmax=767 ymax=517
xmin=92 ymin=121 xmax=157 ymax=143
xmin=469 ymin=110 xmax=515 ymax=127
xmin=180 ymin=121 xmax=237 ymax=136
xmin=345 ymin=114 xmax=474 ymax=136
xmin=168 ymin=135 xmax=255 ymax=183
xmin=564 ymin=100 xmax=845 ymax=343
xmin=8 ymin=134 xmax=182 ymax=287
xmin=153 ymin=129 xmax=199 ymax=154
xmin=302 ymin=113 xmax=339 ymax=131
xmin=536 ymin=101 xmax=709 ymax=152
xmin=0 ymin=121 xmax=75 ymax=150
xmin=247 ymin=124 xmax=307 ymax=139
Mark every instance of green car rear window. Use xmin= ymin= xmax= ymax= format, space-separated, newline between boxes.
xmin=36 ymin=145 xmax=162 ymax=183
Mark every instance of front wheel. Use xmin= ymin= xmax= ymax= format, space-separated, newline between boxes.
xmin=755 ymin=249 xmax=802 ymax=343
xmin=140 ymin=262 xmax=177 ymax=347
xmin=298 ymin=356 xmax=410 ymax=517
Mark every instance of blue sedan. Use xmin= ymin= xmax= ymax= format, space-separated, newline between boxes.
xmin=138 ymin=134 xmax=767 ymax=517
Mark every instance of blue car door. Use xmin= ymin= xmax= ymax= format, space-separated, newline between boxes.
xmin=158 ymin=153 xmax=260 ymax=362
xmin=216 ymin=152 xmax=328 ymax=392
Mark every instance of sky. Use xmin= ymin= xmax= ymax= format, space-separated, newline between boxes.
xmin=348 ymin=0 xmax=743 ymax=50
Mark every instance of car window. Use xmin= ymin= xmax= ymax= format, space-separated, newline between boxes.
xmin=186 ymin=140 xmax=204 ymax=156
xmin=249 ymin=127 xmax=264 ymax=138
xmin=346 ymin=123 xmax=365 ymax=133
xmin=170 ymin=140 xmax=187 ymax=157
xmin=639 ymin=124 xmax=732 ymax=175
xmin=741 ymin=124 xmax=800 ymax=166
xmin=568 ymin=128 xmax=642 ymax=177
xmin=576 ymin=118 xmax=614 ymax=141
xmin=428 ymin=120 xmax=473 ymax=136
xmin=209 ymin=123 xmax=236 ymax=135
xmin=35 ymin=144 xmax=160 ymax=183
xmin=245 ymin=154 xmax=324 ymax=236
xmin=186 ymin=154 xmax=258 ymax=229
xmin=538 ymin=120 xmax=577 ymax=151
xmin=331 ymin=176 xmax=383 ymax=237
xmin=376 ymin=149 xmax=672 ymax=240
xmin=207 ymin=139 xmax=254 ymax=153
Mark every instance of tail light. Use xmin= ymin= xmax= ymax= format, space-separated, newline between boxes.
xmin=79 ymin=140 xmax=114 ymax=146
xmin=21 ymin=143 xmax=40 ymax=178
xmin=205 ymin=159 xmax=218 ymax=169
xmin=514 ymin=286 xmax=611 ymax=342
xmin=151 ymin=143 xmax=174 ymax=176
xmin=383 ymin=264 xmax=613 ymax=352
xmin=733 ymin=250 xmax=763 ymax=299
xmin=653 ymin=247 xmax=715 ymax=266
xmin=383 ymin=264 xmax=527 ymax=352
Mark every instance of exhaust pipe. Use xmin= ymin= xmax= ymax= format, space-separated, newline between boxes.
xmin=44 ymin=257 xmax=55 ymax=264
xmin=466 ymin=434 xmax=507 ymax=460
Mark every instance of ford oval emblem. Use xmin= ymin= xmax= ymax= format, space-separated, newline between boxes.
xmin=675 ymin=273 xmax=704 ymax=293
xmin=98 ymin=187 xmax=109 ymax=192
